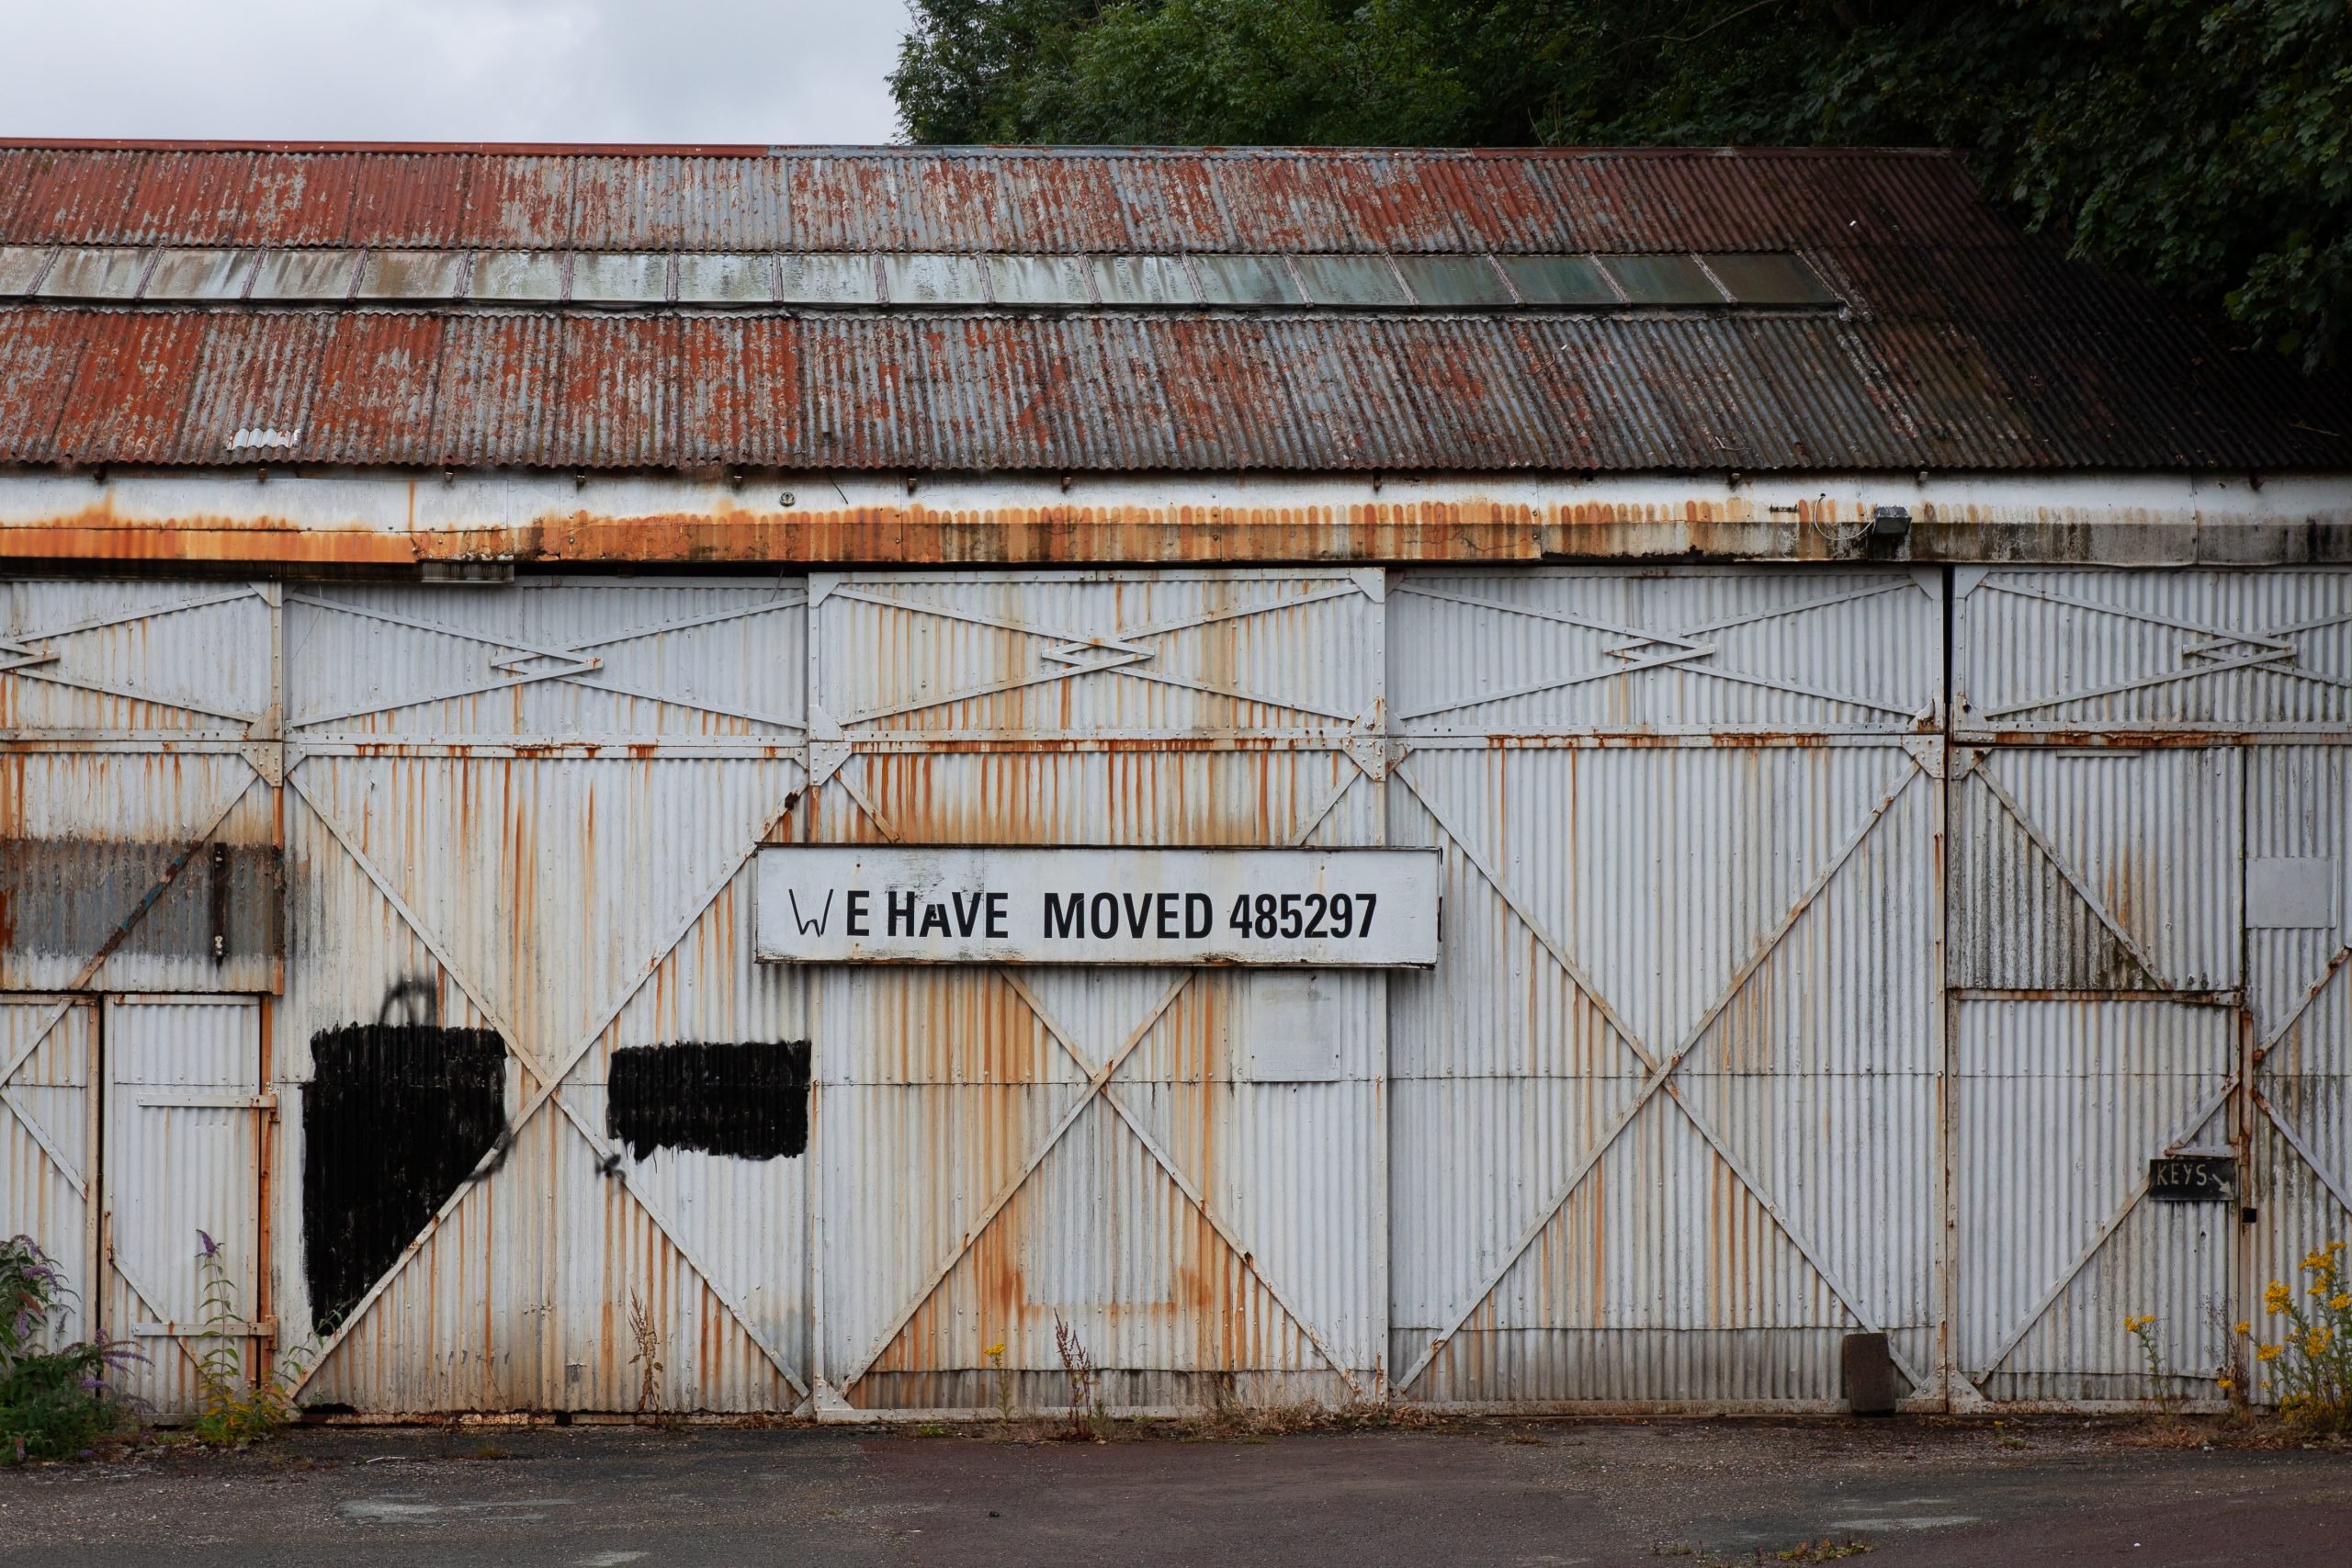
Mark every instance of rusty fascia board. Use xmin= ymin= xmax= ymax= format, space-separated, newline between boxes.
xmin=0 ymin=470 xmax=2347 ymax=570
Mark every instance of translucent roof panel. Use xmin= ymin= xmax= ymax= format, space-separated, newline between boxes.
xmin=677 ymin=254 xmax=775 ymax=304
xmin=143 ymin=248 xmax=254 ymax=301
xmin=1393 ymin=255 xmax=1514 ymax=308
xmin=1193 ymin=255 xmax=1302 ymax=307
xmin=1091 ymin=254 xmax=1195 ymax=306
xmin=987 ymin=254 xmax=1092 ymax=306
xmin=572 ymin=252 xmax=671 ymax=304
xmin=39 ymin=247 xmax=148 ymax=299
xmin=881 ymin=253 xmax=989 ymax=306
xmin=1292 ymin=254 xmax=1411 ymax=308
xmin=245 ymin=250 xmax=361 ymax=301
xmin=1498 ymin=255 xmax=1619 ymax=307
xmin=1705 ymin=252 xmax=1838 ymax=306
xmin=0 ymin=246 xmax=53 ymax=296
xmin=777 ymin=254 xmax=878 ymax=305
xmin=469 ymin=251 xmax=565 ymax=301
xmin=1600 ymin=254 xmax=1724 ymax=305
xmin=358 ymin=250 xmax=469 ymax=300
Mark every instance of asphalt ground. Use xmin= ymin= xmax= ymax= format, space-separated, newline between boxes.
xmin=3 ymin=1417 xmax=2346 ymax=1567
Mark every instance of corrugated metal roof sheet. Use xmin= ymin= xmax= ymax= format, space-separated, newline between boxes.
xmin=0 ymin=304 xmax=2338 ymax=473
xmin=0 ymin=142 xmax=2075 ymax=257
xmin=0 ymin=142 xmax=2344 ymax=474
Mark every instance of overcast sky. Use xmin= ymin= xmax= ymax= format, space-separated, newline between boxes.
xmin=0 ymin=0 xmax=913 ymax=145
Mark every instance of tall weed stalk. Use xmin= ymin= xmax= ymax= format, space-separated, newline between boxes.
xmin=189 ymin=1231 xmax=311 ymax=1449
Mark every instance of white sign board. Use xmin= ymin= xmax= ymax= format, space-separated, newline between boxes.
xmin=755 ymin=847 xmax=1439 ymax=966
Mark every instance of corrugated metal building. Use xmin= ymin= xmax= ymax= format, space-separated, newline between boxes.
xmin=3 ymin=141 xmax=2351 ymax=1418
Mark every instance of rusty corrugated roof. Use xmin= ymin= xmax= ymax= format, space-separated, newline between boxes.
xmin=0 ymin=142 xmax=2344 ymax=474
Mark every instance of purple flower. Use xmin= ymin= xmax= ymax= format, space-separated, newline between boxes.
xmin=195 ymin=1229 xmax=220 ymax=1260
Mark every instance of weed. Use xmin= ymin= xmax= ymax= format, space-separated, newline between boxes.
xmin=1052 ymin=1315 xmax=1102 ymax=1441
xmin=468 ymin=1438 xmax=509 ymax=1460
xmin=2239 ymin=1239 xmax=2352 ymax=1433
xmin=1 ymin=1234 xmax=141 ymax=1463
xmin=627 ymin=1291 xmax=664 ymax=1417
xmin=1773 ymin=1542 xmax=1873 ymax=1563
xmin=984 ymin=1339 xmax=1016 ymax=1421
xmin=189 ymin=1232 xmax=311 ymax=1450
xmin=2124 ymin=1314 xmax=2180 ymax=1418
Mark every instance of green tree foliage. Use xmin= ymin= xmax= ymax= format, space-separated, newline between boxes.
xmin=891 ymin=0 xmax=2351 ymax=367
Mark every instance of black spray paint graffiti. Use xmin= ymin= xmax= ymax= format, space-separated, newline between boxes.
xmin=605 ymin=1042 xmax=812 ymax=1162
xmin=373 ymin=976 xmax=441 ymax=1028
xmin=303 ymin=1023 xmax=504 ymax=1331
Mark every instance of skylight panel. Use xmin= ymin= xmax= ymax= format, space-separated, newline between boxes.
xmin=1393 ymin=255 xmax=1515 ymax=308
xmin=38 ymin=247 xmax=148 ymax=299
xmin=987 ymin=254 xmax=1092 ymax=306
xmin=469 ymin=251 xmax=566 ymax=301
xmin=1704 ymin=253 xmax=1838 ymax=306
xmin=572 ymin=253 xmax=671 ymax=305
xmin=1600 ymin=254 xmax=1725 ymax=305
xmin=245 ymin=250 xmax=361 ymax=301
xmin=358 ymin=251 xmax=469 ymax=300
xmin=1192 ymin=255 xmax=1302 ymax=306
xmin=677 ymin=254 xmax=775 ymax=304
xmin=0 ymin=247 xmax=52 ymax=296
xmin=1292 ymin=255 xmax=1411 ymax=308
xmin=1497 ymin=255 xmax=1619 ymax=306
xmin=881 ymin=254 xmax=989 ymax=306
xmin=777 ymin=254 xmax=878 ymax=305
xmin=1090 ymin=255 xmax=1195 ymax=306
xmin=142 ymin=249 xmax=253 ymax=301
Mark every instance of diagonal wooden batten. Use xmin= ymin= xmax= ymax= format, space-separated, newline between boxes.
xmin=288 ymin=769 xmax=804 ymax=1400
xmin=284 ymin=769 xmax=534 ymax=1082
xmin=1969 ymin=1076 xmax=2238 ymax=1386
xmin=820 ymin=581 xmax=1364 ymax=727
xmin=545 ymin=1094 xmax=809 ymax=1401
xmin=1391 ymin=758 xmax=1920 ymax=1397
xmin=1972 ymin=763 xmax=2170 ymax=987
xmin=836 ymin=969 xmax=1193 ymax=1390
xmin=1392 ymin=580 xmax=1921 ymax=722
xmin=2255 ymin=1090 xmax=2352 ymax=1224
xmin=837 ymin=781 xmax=1371 ymax=1396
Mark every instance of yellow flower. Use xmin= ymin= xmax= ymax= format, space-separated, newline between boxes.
xmin=2303 ymin=1248 xmax=2332 ymax=1273
xmin=2123 ymin=1314 xmax=2154 ymax=1334
xmin=2233 ymin=1320 xmax=2252 ymax=1337
xmin=983 ymin=1341 xmax=1006 ymax=1359
xmin=2331 ymin=1294 xmax=2350 ymax=1312
xmin=2256 ymin=1343 xmax=2283 ymax=1362
xmin=2266 ymin=1280 xmax=2292 ymax=1314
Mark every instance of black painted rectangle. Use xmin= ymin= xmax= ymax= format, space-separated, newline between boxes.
xmin=606 ymin=1041 xmax=812 ymax=1162
xmin=2148 ymin=1154 xmax=2236 ymax=1203
xmin=303 ymin=1023 xmax=506 ymax=1331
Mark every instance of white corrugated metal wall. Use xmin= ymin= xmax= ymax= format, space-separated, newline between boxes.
xmin=1385 ymin=569 xmax=1944 ymax=1405
xmin=1951 ymin=567 xmax=2352 ymax=1408
xmin=5 ymin=562 xmax=2350 ymax=1415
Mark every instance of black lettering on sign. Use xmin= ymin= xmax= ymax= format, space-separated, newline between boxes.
xmin=606 ymin=1041 xmax=813 ymax=1161
xmin=845 ymin=888 xmax=870 ymax=936
xmin=303 ymin=1022 xmax=505 ymax=1332
xmin=2148 ymin=1154 xmax=2236 ymax=1203
xmin=1045 ymin=893 xmax=1081 ymax=939
xmin=888 ymin=889 xmax=916 ymax=936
